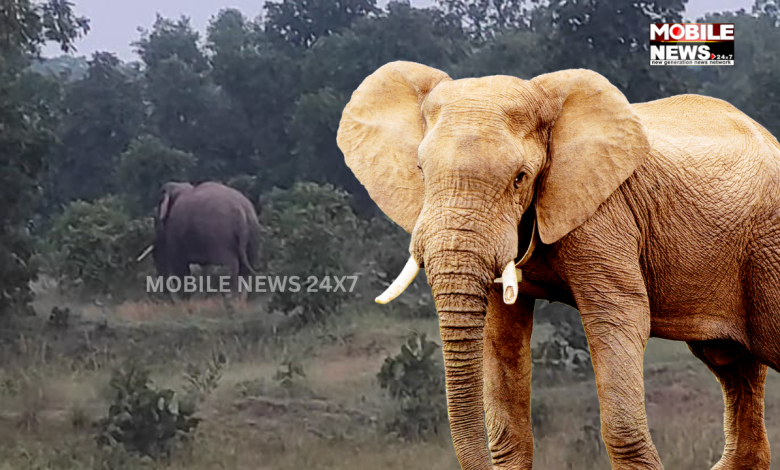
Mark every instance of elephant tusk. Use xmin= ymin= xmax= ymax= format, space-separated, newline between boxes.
xmin=136 ymin=245 xmax=154 ymax=262
xmin=501 ymin=260 xmax=519 ymax=305
xmin=493 ymin=217 xmax=536 ymax=285
xmin=376 ymin=256 xmax=420 ymax=304
xmin=516 ymin=217 xmax=538 ymax=267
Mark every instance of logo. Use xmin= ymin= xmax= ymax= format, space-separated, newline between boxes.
xmin=650 ymin=23 xmax=734 ymax=66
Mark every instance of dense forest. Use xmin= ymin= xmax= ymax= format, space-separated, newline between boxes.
xmin=1 ymin=0 xmax=779 ymax=314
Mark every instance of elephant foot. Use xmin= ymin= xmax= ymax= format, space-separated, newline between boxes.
xmin=711 ymin=450 xmax=770 ymax=470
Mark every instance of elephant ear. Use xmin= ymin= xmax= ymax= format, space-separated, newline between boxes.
xmin=158 ymin=191 xmax=172 ymax=222
xmin=530 ymin=69 xmax=650 ymax=245
xmin=337 ymin=61 xmax=452 ymax=233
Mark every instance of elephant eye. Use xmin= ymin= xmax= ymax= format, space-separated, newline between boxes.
xmin=417 ymin=164 xmax=424 ymax=180
xmin=514 ymin=172 xmax=526 ymax=188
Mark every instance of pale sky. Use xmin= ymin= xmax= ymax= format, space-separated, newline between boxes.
xmin=44 ymin=0 xmax=755 ymax=61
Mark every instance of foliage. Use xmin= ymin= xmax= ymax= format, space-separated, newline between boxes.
xmin=116 ymin=134 xmax=196 ymax=216
xmin=273 ymin=359 xmax=306 ymax=389
xmin=206 ymin=9 xmax=301 ymax=185
xmin=46 ymin=51 xmax=145 ymax=207
xmin=96 ymin=361 xmax=200 ymax=459
xmin=225 ymin=173 xmax=261 ymax=204
xmin=46 ymin=196 xmax=153 ymax=298
xmin=46 ymin=305 xmax=70 ymax=329
xmin=6 ymin=0 xmax=780 ymax=321
xmin=0 ymin=0 xmax=90 ymax=57
xmin=260 ymin=182 xmax=362 ymax=324
xmin=182 ymin=349 xmax=226 ymax=403
xmin=263 ymin=0 xmax=380 ymax=50
xmin=29 ymin=54 xmax=90 ymax=81
xmin=362 ymin=216 xmax=435 ymax=319
xmin=377 ymin=333 xmax=448 ymax=441
xmin=0 ymin=0 xmax=88 ymax=316
xmin=532 ymin=301 xmax=592 ymax=384
xmin=436 ymin=0 xmax=532 ymax=41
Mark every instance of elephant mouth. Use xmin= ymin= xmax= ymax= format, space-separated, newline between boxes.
xmin=492 ymin=215 xmax=538 ymax=301
xmin=376 ymin=211 xmax=539 ymax=306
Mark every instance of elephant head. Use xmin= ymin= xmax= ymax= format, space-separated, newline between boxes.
xmin=137 ymin=182 xmax=194 ymax=272
xmin=157 ymin=181 xmax=194 ymax=226
xmin=337 ymin=62 xmax=649 ymax=468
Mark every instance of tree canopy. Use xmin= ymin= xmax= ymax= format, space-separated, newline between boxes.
xmin=2 ymin=0 xmax=780 ymax=314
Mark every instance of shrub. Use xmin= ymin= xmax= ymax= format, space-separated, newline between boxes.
xmin=225 ymin=174 xmax=261 ymax=206
xmin=116 ymin=135 xmax=196 ymax=216
xmin=46 ymin=306 xmax=71 ymax=330
xmin=260 ymin=182 xmax=362 ymax=324
xmin=360 ymin=216 xmax=436 ymax=319
xmin=96 ymin=361 xmax=200 ymax=459
xmin=46 ymin=195 xmax=154 ymax=299
xmin=377 ymin=333 xmax=448 ymax=441
xmin=532 ymin=301 xmax=593 ymax=384
xmin=182 ymin=349 xmax=226 ymax=403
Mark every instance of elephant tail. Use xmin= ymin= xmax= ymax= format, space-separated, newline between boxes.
xmin=238 ymin=212 xmax=262 ymax=275
xmin=240 ymin=243 xmax=260 ymax=275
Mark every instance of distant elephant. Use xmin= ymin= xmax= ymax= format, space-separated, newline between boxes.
xmin=137 ymin=181 xmax=261 ymax=293
xmin=337 ymin=61 xmax=780 ymax=469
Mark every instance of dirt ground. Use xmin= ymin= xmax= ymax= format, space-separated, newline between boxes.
xmin=1 ymin=290 xmax=779 ymax=470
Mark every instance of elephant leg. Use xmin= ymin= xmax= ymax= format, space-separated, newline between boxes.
xmin=168 ymin=255 xmax=191 ymax=301
xmin=687 ymin=341 xmax=770 ymax=470
xmin=483 ymin=288 xmax=535 ymax=469
xmin=579 ymin=296 xmax=661 ymax=469
xmin=225 ymin=257 xmax=247 ymax=304
xmin=562 ymin=250 xmax=662 ymax=470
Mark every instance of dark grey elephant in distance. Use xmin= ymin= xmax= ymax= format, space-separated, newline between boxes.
xmin=137 ymin=181 xmax=262 ymax=294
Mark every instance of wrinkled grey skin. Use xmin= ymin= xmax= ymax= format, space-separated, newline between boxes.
xmin=152 ymin=181 xmax=261 ymax=291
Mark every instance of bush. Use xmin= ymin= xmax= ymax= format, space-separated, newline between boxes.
xmin=46 ymin=306 xmax=71 ymax=330
xmin=116 ymin=134 xmax=196 ymax=216
xmin=225 ymin=174 xmax=261 ymax=206
xmin=377 ymin=333 xmax=448 ymax=441
xmin=532 ymin=301 xmax=592 ymax=384
xmin=361 ymin=216 xmax=435 ymax=319
xmin=260 ymin=182 xmax=362 ymax=324
xmin=46 ymin=195 xmax=154 ymax=299
xmin=96 ymin=361 xmax=200 ymax=459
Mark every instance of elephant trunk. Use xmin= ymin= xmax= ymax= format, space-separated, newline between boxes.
xmin=423 ymin=231 xmax=513 ymax=470
xmin=436 ymin=291 xmax=492 ymax=470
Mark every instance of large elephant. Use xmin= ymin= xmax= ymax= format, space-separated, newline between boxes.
xmin=337 ymin=61 xmax=780 ymax=469
xmin=138 ymin=181 xmax=261 ymax=292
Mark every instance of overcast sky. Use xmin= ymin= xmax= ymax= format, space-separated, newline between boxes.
xmin=44 ymin=0 xmax=755 ymax=61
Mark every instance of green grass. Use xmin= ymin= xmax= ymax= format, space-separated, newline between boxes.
xmin=3 ymin=292 xmax=780 ymax=470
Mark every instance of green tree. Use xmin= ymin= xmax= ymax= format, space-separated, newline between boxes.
xmin=207 ymin=9 xmax=301 ymax=186
xmin=754 ymin=0 xmax=780 ymax=21
xmin=135 ymin=17 xmax=209 ymax=152
xmin=116 ymin=134 xmax=197 ymax=216
xmin=260 ymin=182 xmax=362 ymax=324
xmin=47 ymin=51 xmax=145 ymax=206
xmin=47 ymin=196 xmax=153 ymax=298
xmin=436 ymin=0 xmax=531 ymax=41
xmin=263 ymin=0 xmax=380 ymax=49
xmin=530 ymin=0 xmax=693 ymax=102
xmin=0 ymin=0 xmax=89 ymax=315
xmin=29 ymin=54 xmax=89 ymax=82
xmin=138 ymin=14 xmax=248 ymax=181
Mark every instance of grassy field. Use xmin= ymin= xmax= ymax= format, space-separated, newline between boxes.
xmin=1 ymin=285 xmax=779 ymax=470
